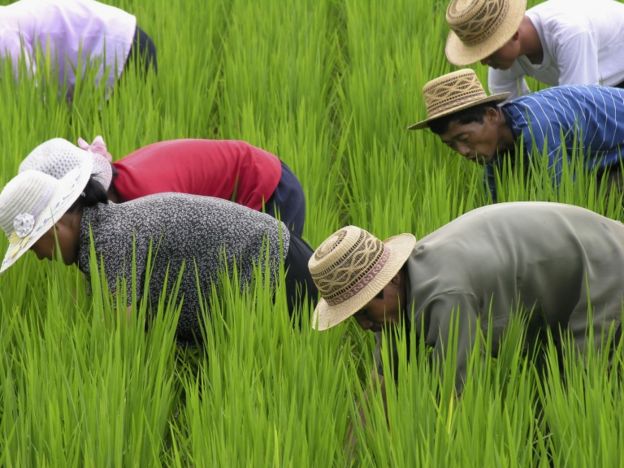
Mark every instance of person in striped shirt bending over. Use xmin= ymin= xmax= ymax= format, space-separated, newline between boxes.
xmin=408 ymin=69 xmax=624 ymax=201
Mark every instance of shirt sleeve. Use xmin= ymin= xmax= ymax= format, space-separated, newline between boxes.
xmin=488 ymin=65 xmax=530 ymax=100
xmin=416 ymin=292 xmax=480 ymax=394
xmin=554 ymin=31 xmax=600 ymax=85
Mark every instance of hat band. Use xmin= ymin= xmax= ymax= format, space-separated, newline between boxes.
xmin=325 ymin=248 xmax=390 ymax=306
xmin=451 ymin=0 xmax=509 ymax=46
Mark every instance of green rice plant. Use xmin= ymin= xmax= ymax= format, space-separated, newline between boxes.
xmin=494 ymin=132 xmax=624 ymax=219
xmin=351 ymin=310 xmax=547 ymax=467
xmin=168 ymin=262 xmax=355 ymax=466
xmin=0 ymin=255 xmax=179 ymax=466
xmin=535 ymin=324 xmax=624 ymax=467
xmin=216 ymin=0 xmax=343 ymax=243
xmin=1 ymin=0 xmax=624 ymax=465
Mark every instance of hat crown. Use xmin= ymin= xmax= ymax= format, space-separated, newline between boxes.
xmin=446 ymin=0 xmax=511 ymax=46
xmin=309 ymin=226 xmax=390 ymax=307
xmin=20 ymin=137 xmax=112 ymax=190
xmin=0 ymin=170 xmax=58 ymax=236
xmin=422 ymin=68 xmax=488 ymax=119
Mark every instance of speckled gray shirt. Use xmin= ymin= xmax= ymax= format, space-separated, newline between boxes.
xmin=77 ymin=193 xmax=290 ymax=342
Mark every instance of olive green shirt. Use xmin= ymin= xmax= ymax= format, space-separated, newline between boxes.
xmin=380 ymin=202 xmax=624 ymax=390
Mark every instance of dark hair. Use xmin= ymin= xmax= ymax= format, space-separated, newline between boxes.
xmin=428 ymin=102 xmax=498 ymax=135
xmin=67 ymin=176 xmax=109 ymax=213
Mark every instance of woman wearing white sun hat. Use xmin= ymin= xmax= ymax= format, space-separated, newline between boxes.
xmin=0 ymin=141 xmax=318 ymax=343
xmin=0 ymin=159 xmax=93 ymax=272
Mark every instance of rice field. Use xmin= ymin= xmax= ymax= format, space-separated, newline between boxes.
xmin=1 ymin=0 xmax=624 ymax=466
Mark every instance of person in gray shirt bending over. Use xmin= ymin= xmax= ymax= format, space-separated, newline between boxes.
xmin=0 ymin=157 xmax=317 ymax=344
xmin=309 ymin=202 xmax=624 ymax=392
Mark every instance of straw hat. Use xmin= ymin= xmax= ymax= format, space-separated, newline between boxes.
xmin=0 ymin=157 xmax=93 ymax=273
xmin=19 ymin=137 xmax=113 ymax=190
xmin=445 ymin=0 xmax=527 ymax=66
xmin=309 ymin=225 xmax=416 ymax=331
xmin=407 ymin=68 xmax=509 ymax=130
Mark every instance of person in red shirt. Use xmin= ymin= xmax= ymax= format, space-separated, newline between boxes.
xmin=23 ymin=137 xmax=307 ymax=236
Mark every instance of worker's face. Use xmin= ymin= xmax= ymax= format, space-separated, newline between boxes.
xmin=353 ymin=273 xmax=404 ymax=332
xmin=480 ymin=33 xmax=521 ymax=70
xmin=438 ymin=108 xmax=503 ymax=164
xmin=29 ymin=218 xmax=75 ymax=265
xmin=30 ymin=227 xmax=56 ymax=261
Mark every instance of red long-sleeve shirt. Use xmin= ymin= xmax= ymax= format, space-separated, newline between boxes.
xmin=112 ymin=139 xmax=282 ymax=210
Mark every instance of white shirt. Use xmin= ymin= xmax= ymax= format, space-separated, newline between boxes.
xmin=488 ymin=0 xmax=624 ymax=99
xmin=0 ymin=0 xmax=136 ymax=94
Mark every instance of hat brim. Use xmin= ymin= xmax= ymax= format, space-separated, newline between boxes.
xmin=311 ymin=233 xmax=417 ymax=331
xmin=407 ymin=92 xmax=510 ymax=130
xmin=445 ymin=0 xmax=527 ymax=66
xmin=0 ymin=161 xmax=92 ymax=273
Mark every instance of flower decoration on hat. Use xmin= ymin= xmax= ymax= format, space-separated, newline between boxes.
xmin=13 ymin=213 xmax=35 ymax=238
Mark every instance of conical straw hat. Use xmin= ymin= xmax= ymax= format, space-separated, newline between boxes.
xmin=445 ymin=0 xmax=527 ymax=66
xmin=407 ymin=68 xmax=509 ymax=130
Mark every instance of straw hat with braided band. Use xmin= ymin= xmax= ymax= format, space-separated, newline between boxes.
xmin=407 ymin=68 xmax=509 ymax=130
xmin=309 ymin=226 xmax=416 ymax=331
xmin=445 ymin=0 xmax=527 ymax=66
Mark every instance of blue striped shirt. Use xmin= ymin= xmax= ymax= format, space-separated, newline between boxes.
xmin=485 ymin=85 xmax=624 ymax=199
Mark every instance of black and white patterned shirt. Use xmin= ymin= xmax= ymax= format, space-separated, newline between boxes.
xmin=77 ymin=193 xmax=290 ymax=342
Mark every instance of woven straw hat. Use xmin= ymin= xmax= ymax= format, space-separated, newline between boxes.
xmin=445 ymin=0 xmax=527 ymax=66
xmin=0 ymin=158 xmax=93 ymax=273
xmin=19 ymin=137 xmax=113 ymax=190
xmin=407 ymin=68 xmax=509 ymax=130
xmin=309 ymin=225 xmax=416 ymax=331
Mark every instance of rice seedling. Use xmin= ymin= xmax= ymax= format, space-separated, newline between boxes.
xmin=1 ymin=0 xmax=624 ymax=465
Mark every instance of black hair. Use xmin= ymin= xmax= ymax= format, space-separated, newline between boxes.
xmin=428 ymin=102 xmax=498 ymax=135
xmin=67 ymin=175 xmax=109 ymax=213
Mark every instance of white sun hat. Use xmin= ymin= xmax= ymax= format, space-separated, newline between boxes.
xmin=0 ymin=157 xmax=93 ymax=273
xmin=19 ymin=137 xmax=113 ymax=190
xmin=407 ymin=69 xmax=510 ymax=130
xmin=308 ymin=225 xmax=416 ymax=331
